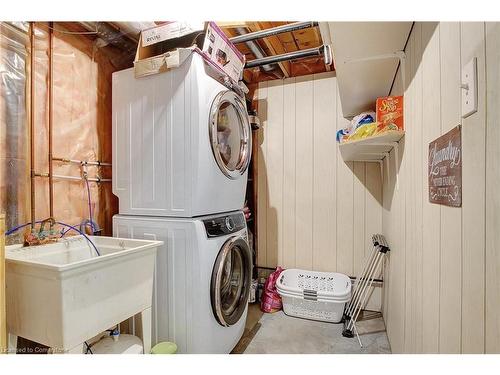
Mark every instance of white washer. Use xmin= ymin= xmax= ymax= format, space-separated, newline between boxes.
xmin=113 ymin=211 xmax=251 ymax=354
xmin=112 ymin=53 xmax=251 ymax=217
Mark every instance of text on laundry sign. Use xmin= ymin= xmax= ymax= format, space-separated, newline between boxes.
xmin=428 ymin=126 xmax=462 ymax=207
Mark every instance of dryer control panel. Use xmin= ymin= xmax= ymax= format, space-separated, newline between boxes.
xmin=203 ymin=212 xmax=246 ymax=238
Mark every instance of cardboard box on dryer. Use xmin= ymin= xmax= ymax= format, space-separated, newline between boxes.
xmin=134 ymin=21 xmax=205 ymax=78
xmin=133 ymin=21 xmax=245 ymax=84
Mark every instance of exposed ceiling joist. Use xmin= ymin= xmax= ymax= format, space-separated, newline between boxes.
xmin=219 ymin=21 xmax=331 ymax=83
xmin=216 ymin=21 xmax=252 ymax=29
xmin=248 ymin=22 xmax=291 ymax=78
xmin=243 ymin=69 xmax=254 ymax=83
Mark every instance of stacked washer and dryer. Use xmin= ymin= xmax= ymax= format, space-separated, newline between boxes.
xmin=111 ymin=53 xmax=253 ymax=353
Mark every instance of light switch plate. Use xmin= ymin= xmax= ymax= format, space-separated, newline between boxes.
xmin=461 ymin=57 xmax=477 ymax=118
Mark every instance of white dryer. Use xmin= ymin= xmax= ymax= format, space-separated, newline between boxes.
xmin=113 ymin=211 xmax=251 ymax=354
xmin=112 ymin=53 xmax=251 ymax=217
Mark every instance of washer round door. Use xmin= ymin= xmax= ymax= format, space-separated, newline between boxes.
xmin=211 ymin=236 xmax=252 ymax=327
xmin=209 ymin=90 xmax=251 ymax=179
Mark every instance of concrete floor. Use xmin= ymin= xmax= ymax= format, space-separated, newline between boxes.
xmin=243 ymin=311 xmax=391 ymax=354
xmin=231 ymin=303 xmax=264 ymax=354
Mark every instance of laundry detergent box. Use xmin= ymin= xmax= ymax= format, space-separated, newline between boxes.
xmin=200 ymin=21 xmax=245 ymax=84
xmin=376 ymin=95 xmax=404 ymax=131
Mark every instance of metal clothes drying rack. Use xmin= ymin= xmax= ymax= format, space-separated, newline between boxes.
xmin=342 ymin=234 xmax=390 ymax=347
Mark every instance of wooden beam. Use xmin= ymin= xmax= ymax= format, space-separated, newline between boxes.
xmin=248 ymin=22 xmax=291 ymax=78
xmin=216 ymin=21 xmax=251 ymax=29
xmin=290 ymin=57 xmax=328 ymax=77
xmin=246 ymin=83 xmax=258 ymax=108
xmin=243 ymin=69 xmax=254 ymax=84
xmin=292 ymin=27 xmax=320 ymax=49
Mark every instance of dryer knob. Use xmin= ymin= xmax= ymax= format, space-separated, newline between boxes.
xmin=225 ymin=217 xmax=235 ymax=231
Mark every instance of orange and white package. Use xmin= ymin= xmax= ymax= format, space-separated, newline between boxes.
xmin=376 ymin=95 xmax=404 ymax=131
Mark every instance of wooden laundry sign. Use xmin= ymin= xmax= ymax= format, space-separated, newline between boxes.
xmin=428 ymin=125 xmax=462 ymax=207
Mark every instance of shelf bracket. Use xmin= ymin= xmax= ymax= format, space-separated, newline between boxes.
xmin=384 ymin=152 xmax=391 ymax=185
xmin=393 ymin=141 xmax=399 ymax=190
xmin=372 ymin=142 xmax=400 ymax=190
xmin=343 ymin=50 xmax=406 ymax=64
xmin=397 ymin=51 xmax=406 ymax=92
xmin=379 ymin=160 xmax=384 ymax=183
xmin=339 ymin=131 xmax=404 ymax=188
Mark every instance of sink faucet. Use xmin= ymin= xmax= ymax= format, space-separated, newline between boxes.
xmin=24 ymin=217 xmax=60 ymax=246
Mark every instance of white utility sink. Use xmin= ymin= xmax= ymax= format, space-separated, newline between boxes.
xmin=5 ymin=235 xmax=162 ymax=352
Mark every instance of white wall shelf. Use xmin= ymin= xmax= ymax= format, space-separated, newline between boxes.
xmin=320 ymin=22 xmax=412 ymax=119
xmin=339 ymin=130 xmax=404 ymax=161
xmin=339 ymin=130 xmax=405 ymax=188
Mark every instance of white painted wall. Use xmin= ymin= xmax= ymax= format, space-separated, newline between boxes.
xmin=255 ymin=22 xmax=500 ymax=352
xmin=383 ymin=22 xmax=500 ymax=353
xmin=255 ymin=72 xmax=383 ymax=283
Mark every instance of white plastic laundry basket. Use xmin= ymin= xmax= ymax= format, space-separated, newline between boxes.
xmin=276 ymin=269 xmax=351 ymax=323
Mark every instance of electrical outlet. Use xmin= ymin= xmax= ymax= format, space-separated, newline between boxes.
xmin=461 ymin=57 xmax=477 ymax=118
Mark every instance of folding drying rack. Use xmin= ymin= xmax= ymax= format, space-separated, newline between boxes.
xmin=342 ymin=234 xmax=390 ymax=347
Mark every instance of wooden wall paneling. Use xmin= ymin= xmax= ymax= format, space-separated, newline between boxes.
xmin=383 ymin=59 xmax=406 ymax=353
xmin=383 ymin=135 xmax=405 ymax=353
xmin=312 ymin=73 xmax=337 ymax=271
xmin=403 ymin=24 xmax=416 ymax=353
xmin=412 ymin=22 xmax=424 ymax=354
xmin=353 ymin=162 xmax=366 ymax=276
xmin=420 ymin=22 xmax=441 ymax=353
xmin=381 ymin=253 xmax=390 ymax=330
xmin=460 ymin=22 xmax=486 ymax=354
xmin=364 ymin=163 xmax=382 ymax=263
xmin=396 ymin=43 xmax=409 ymax=353
xmin=381 ymin=62 xmax=395 ymax=323
xmin=485 ymin=22 xmax=500 ymax=354
xmin=256 ymin=73 xmax=382 ymax=284
xmin=381 ymin=75 xmax=392 ymax=338
xmin=438 ymin=22 xmax=463 ymax=354
xmin=265 ymin=80 xmax=284 ymax=268
xmin=294 ymin=75 xmax=314 ymax=270
xmin=256 ymin=82 xmax=268 ymax=267
xmin=335 ymin=85 xmax=354 ymax=276
xmin=282 ymin=77 xmax=297 ymax=269
xmin=383 ymin=21 xmax=499 ymax=354
xmin=381 ymin=167 xmax=390 ymax=322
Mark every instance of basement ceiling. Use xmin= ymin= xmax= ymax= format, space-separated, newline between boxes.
xmin=219 ymin=21 xmax=331 ymax=84
xmin=48 ymin=22 xmax=331 ymax=82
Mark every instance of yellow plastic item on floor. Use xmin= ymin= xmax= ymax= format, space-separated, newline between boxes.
xmin=150 ymin=342 xmax=177 ymax=354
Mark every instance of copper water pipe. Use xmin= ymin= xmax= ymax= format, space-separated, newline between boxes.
xmin=48 ymin=22 xmax=54 ymax=218
xmin=29 ymin=22 xmax=36 ymax=228
xmin=34 ymin=172 xmax=111 ymax=183
xmin=52 ymin=157 xmax=112 ymax=167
